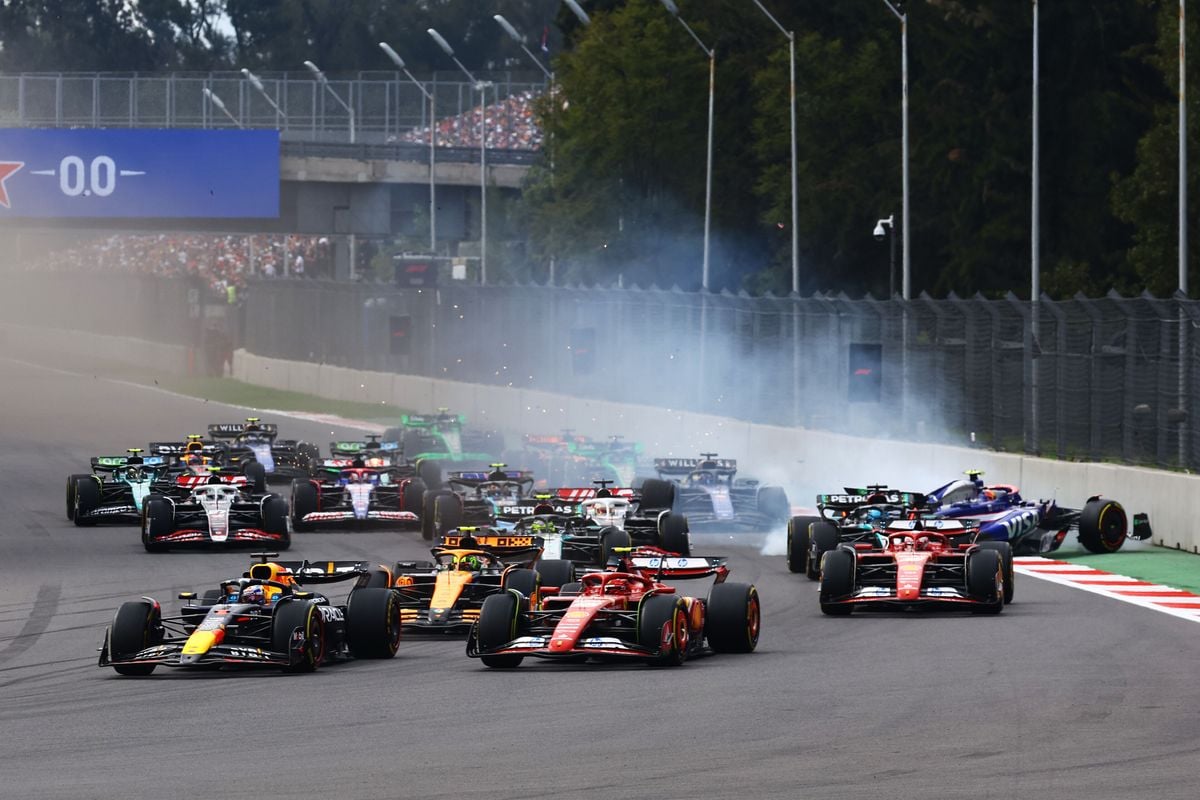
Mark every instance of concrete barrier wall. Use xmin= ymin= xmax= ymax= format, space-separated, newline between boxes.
xmin=233 ymin=349 xmax=1199 ymax=554
xmin=1 ymin=322 xmax=190 ymax=376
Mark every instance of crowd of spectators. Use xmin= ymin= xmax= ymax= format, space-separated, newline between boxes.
xmin=30 ymin=233 xmax=334 ymax=297
xmin=398 ymin=89 xmax=543 ymax=150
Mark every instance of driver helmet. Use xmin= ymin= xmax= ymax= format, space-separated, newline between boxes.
xmin=695 ymin=471 xmax=715 ymax=485
xmin=241 ymin=584 xmax=266 ymax=605
xmin=459 ymin=555 xmax=482 ymax=572
xmin=125 ymin=466 xmax=144 ymax=481
xmin=982 ymin=489 xmax=997 ymax=501
xmin=863 ymin=507 xmax=884 ymax=523
xmin=530 ymin=519 xmax=555 ymax=534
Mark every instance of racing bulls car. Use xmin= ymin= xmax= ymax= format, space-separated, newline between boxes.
xmin=141 ymin=482 xmax=290 ymax=552
xmin=290 ymin=463 xmax=425 ymax=531
xmin=98 ymin=554 xmax=402 ymax=675
xmin=208 ymin=418 xmax=318 ymax=483
xmin=653 ymin=454 xmax=790 ymax=531
xmin=67 ymin=450 xmax=171 ymax=526
xmin=467 ymin=546 xmax=760 ymax=667
xmin=362 ymin=533 xmax=574 ymax=632
xmin=817 ymin=519 xmax=1007 ymax=615
xmin=927 ymin=471 xmax=1139 ymax=555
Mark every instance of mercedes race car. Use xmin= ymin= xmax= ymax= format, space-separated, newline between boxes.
xmin=141 ymin=482 xmax=290 ymax=552
xmin=207 ymin=418 xmax=319 ymax=483
xmin=653 ymin=454 xmax=790 ymax=531
xmin=291 ymin=463 xmax=425 ymax=531
xmin=927 ymin=471 xmax=1139 ymax=555
xmin=418 ymin=465 xmax=539 ymax=541
xmin=362 ymin=532 xmax=575 ymax=633
xmin=98 ymin=554 xmax=402 ymax=675
xmin=67 ymin=450 xmax=171 ymax=526
xmin=818 ymin=519 xmax=1008 ymax=615
xmin=466 ymin=546 xmax=760 ymax=668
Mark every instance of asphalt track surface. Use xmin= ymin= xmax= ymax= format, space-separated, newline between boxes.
xmin=2 ymin=357 xmax=1199 ymax=800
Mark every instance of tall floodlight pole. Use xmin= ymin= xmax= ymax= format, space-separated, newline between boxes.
xmin=1181 ymin=0 xmax=1189 ymax=296
xmin=241 ymin=68 xmax=286 ymax=127
xmin=303 ymin=60 xmax=356 ymax=144
xmin=493 ymin=14 xmax=556 ymax=284
xmin=750 ymin=0 xmax=799 ymax=295
xmin=203 ymin=88 xmax=243 ymax=128
xmin=660 ymin=0 xmax=715 ymax=292
xmin=1032 ymin=0 xmax=1040 ymax=304
xmin=379 ymin=43 xmax=437 ymax=253
xmin=881 ymin=1 xmax=910 ymax=299
xmin=428 ymin=28 xmax=489 ymax=284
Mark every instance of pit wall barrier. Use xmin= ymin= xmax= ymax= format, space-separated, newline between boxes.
xmin=0 ymin=322 xmax=190 ymax=376
xmin=232 ymin=349 xmax=1199 ymax=554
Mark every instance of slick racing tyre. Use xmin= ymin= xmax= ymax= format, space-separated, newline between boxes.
xmin=72 ymin=476 xmax=101 ymax=527
xmin=420 ymin=489 xmax=453 ymax=541
xmin=501 ymin=568 xmax=540 ymax=603
xmin=599 ymin=526 xmax=632 ymax=566
xmin=1077 ymin=498 xmax=1129 ymax=554
xmin=402 ymin=478 xmax=427 ymax=516
xmin=819 ymin=548 xmax=855 ymax=616
xmin=757 ymin=486 xmax=791 ymax=525
xmin=242 ymin=461 xmax=267 ymax=494
xmin=345 ymin=587 xmax=402 ymax=659
xmin=262 ymin=495 xmax=291 ymax=550
xmin=109 ymin=600 xmax=163 ymax=676
xmin=433 ymin=493 xmax=464 ymax=538
xmin=290 ymin=480 xmax=318 ymax=532
xmin=66 ymin=473 xmax=91 ymax=520
xmin=966 ymin=549 xmax=1004 ymax=614
xmin=141 ymin=496 xmax=173 ymax=552
xmin=476 ymin=591 xmax=524 ymax=668
xmin=808 ymin=522 xmax=841 ymax=582
xmin=638 ymin=594 xmax=689 ymax=667
xmin=639 ymin=478 xmax=676 ymax=512
xmin=417 ymin=458 xmax=443 ymax=491
xmin=786 ymin=516 xmax=819 ymax=574
xmin=976 ymin=540 xmax=1015 ymax=603
xmin=272 ymin=601 xmax=325 ymax=672
xmin=705 ymin=582 xmax=761 ymax=654
xmin=657 ymin=512 xmax=691 ymax=556
xmin=535 ymin=560 xmax=575 ymax=592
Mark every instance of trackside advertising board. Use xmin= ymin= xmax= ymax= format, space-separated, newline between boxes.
xmin=0 ymin=129 xmax=279 ymax=218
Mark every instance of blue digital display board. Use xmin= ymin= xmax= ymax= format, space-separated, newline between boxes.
xmin=0 ymin=129 xmax=279 ymax=218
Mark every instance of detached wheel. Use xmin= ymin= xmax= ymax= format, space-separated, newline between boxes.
xmin=638 ymin=594 xmax=689 ymax=667
xmin=109 ymin=600 xmax=163 ymax=676
xmin=757 ymin=486 xmax=790 ymax=525
xmin=262 ymin=494 xmax=291 ymax=550
xmin=73 ymin=476 xmax=101 ymax=527
xmin=808 ymin=522 xmax=841 ymax=581
xmin=819 ymin=548 xmax=855 ymax=615
xmin=976 ymin=540 xmax=1015 ymax=603
xmin=1077 ymin=498 xmax=1128 ymax=554
xmin=967 ymin=548 xmax=1004 ymax=614
xmin=639 ymin=478 xmax=675 ymax=511
xmin=657 ymin=512 xmax=691 ymax=555
xmin=242 ymin=461 xmax=267 ymax=494
xmin=141 ymin=497 xmax=173 ymax=552
xmin=271 ymin=601 xmax=325 ymax=672
xmin=291 ymin=481 xmax=318 ymax=532
xmin=476 ymin=591 xmax=524 ymax=668
xmin=345 ymin=587 xmax=402 ymax=659
xmin=705 ymin=582 xmax=761 ymax=654
xmin=535 ymin=560 xmax=575 ymax=592
xmin=599 ymin=526 xmax=632 ymax=566
xmin=786 ymin=516 xmax=818 ymax=574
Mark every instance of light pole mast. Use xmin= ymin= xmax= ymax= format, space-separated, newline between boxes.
xmin=379 ymin=43 xmax=437 ymax=253
xmin=881 ymin=1 xmax=910 ymax=299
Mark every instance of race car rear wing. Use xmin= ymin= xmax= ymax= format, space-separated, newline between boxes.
xmin=208 ymin=422 xmax=279 ymax=439
xmin=273 ymin=560 xmax=370 ymax=584
xmin=400 ymin=412 xmax=465 ymax=428
xmin=653 ymin=457 xmax=737 ymax=476
xmin=555 ymin=487 xmax=636 ymax=501
xmin=609 ymin=548 xmax=731 ymax=582
xmin=91 ymin=455 xmax=166 ymax=471
xmin=438 ymin=530 xmax=544 ymax=556
xmin=147 ymin=441 xmax=224 ymax=458
xmin=817 ymin=488 xmax=928 ymax=514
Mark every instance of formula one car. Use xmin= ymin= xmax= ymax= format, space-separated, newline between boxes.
xmin=207 ymin=418 xmax=319 ymax=483
xmin=67 ymin=450 xmax=172 ymax=526
xmin=382 ymin=409 xmax=504 ymax=470
xmin=467 ymin=546 xmax=760 ymax=667
xmin=418 ymin=465 xmax=539 ymax=540
xmin=507 ymin=432 xmax=644 ymax=488
xmin=653 ymin=454 xmax=790 ymax=531
xmin=290 ymin=463 xmax=425 ymax=531
xmin=927 ymin=471 xmax=1138 ymax=555
xmin=787 ymin=486 xmax=927 ymax=580
xmin=817 ymin=519 xmax=1006 ymax=615
xmin=362 ymin=531 xmax=574 ymax=632
xmin=98 ymin=553 xmax=402 ymax=675
xmin=141 ymin=482 xmax=290 ymax=552
xmin=148 ymin=434 xmax=268 ymax=493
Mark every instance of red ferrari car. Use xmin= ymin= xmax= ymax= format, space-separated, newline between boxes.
xmin=466 ymin=547 xmax=759 ymax=667
xmin=818 ymin=519 xmax=1008 ymax=615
